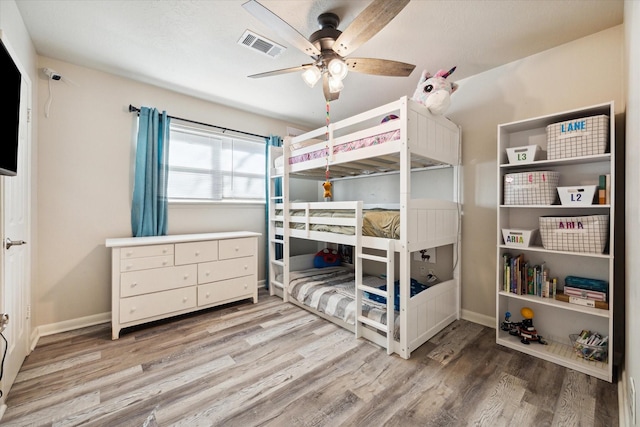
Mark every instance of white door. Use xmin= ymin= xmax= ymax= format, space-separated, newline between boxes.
xmin=0 ymin=33 xmax=32 ymax=411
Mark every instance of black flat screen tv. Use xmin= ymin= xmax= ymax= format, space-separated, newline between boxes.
xmin=0 ymin=36 xmax=22 ymax=177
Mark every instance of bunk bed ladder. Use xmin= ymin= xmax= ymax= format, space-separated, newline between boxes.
xmin=267 ymin=147 xmax=287 ymax=301
xmin=355 ymin=239 xmax=395 ymax=354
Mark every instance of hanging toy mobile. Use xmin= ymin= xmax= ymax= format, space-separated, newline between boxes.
xmin=323 ymin=99 xmax=332 ymax=201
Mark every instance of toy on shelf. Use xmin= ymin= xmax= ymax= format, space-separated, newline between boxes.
xmin=500 ymin=307 xmax=547 ymax=345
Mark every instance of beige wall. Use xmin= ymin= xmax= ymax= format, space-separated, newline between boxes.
xmin=624 ymin=1 xmax=639 ymax=423
xmin=35 ymin=57 xmax=300 ymax=328
xmin=445 ymin=25 xmax=625 ymax=324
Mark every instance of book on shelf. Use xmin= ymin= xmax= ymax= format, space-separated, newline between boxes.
xmin=555 ymin=292 xmax=609 ymax=310
xmin=563 ymin=286 xmax=607 ymax=301
xmin=501 ymin=253 xmax=555 ymax=298
xmin=598 ymin=174 xmax=611 ymax=205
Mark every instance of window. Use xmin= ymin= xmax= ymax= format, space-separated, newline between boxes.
xmin=167 ymin=123 xmax=265 ymax=202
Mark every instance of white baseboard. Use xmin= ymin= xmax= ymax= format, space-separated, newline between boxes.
xmin=619 ymin=366 xmax=631 ymax=427
xmin=461 ymin=309 xmax=495 ymax=328
xmin=30 ymin=312 xmax=110 ymax=351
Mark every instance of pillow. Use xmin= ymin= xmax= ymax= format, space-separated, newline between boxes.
xmin=313 ymin=248 xmax=341 ymax=268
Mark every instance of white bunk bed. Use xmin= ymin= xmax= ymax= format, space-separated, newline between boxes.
xmin=267 ymin=95 xmax=461 ymax=359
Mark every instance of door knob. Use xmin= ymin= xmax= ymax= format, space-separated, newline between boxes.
xmin=5 ymin=238 xmax=26 ymax=250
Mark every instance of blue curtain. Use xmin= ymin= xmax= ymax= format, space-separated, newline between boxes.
xmin=131 ymin=107 xmax=170 ymax=237
xmin=265 ymin=135 xmax=282 ymax=289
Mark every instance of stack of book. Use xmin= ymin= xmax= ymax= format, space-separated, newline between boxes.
xmin=598 ymin=174 xmax=611 ymax=204
xmin=502 ymin=253 xmax=557 ymax=297
xmin=555 ymin=275 xmax=609 ymax=309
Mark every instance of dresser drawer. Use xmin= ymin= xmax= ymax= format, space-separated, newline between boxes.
xmin=198 ymin=276 xmax=255 ymax=307
xmin=121 ymin=244 xmax=173 ymax=259
xmin=198 ymin=256 xmax=256 ymax=284
xmin=120 ymin=265 xmax=197 ymax=297
xmin=175 ymin=241 xmax=218 ymax=265
xmin=219 ymin=237 xmax=256 ymax=260
xmin=120 ymin=255 xmax=173 ymax=273
xmin=120 ymin=287 xmax=196 ymax=324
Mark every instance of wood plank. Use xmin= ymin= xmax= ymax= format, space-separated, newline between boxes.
xmin=1 ymin=290 xmax=619 ymax=426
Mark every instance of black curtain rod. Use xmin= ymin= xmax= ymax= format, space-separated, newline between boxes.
xmin=128 ymin=104 xmax=268 ymax=140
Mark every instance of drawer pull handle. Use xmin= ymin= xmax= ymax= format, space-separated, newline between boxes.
xmin=243 ymin=265 xmax=248 ymax=270
xmin=162 ymin=261 xmax=167 ymax=265
xmin=184 ymin=274 xmax=189 ymax=279
xmin=126 ymin=251 xmax=133 ymax=257
xmin=244 ymin=284 xmax=248 ymax=289
xmin=131 ymin=306 xmax=136 ymax=313
xmin=131 ymin=282 xmax=137 ymax=287
xmin=195 ymin=251 xmax=200 ymax=256
xmin=206 ymin=292 xmax=210 ymax=298
xmin=183 ymin=297 xmax=188 ymax=303
xmin=162 ymin=248 xmax=168 ymax=253
xmin=205 ymin=271 xmax=210 ymax=276
xmin=235 ymin=246 xmax=239 ymax=251
xmin=126 ymin=264 xmax=132 ymax=270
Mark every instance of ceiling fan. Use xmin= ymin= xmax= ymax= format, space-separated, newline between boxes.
xmin=242 ymin=0 xmax=415 ymax=101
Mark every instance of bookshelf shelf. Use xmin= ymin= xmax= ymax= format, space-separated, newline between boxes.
xmin=496 ymin=331 xmax=610 ymax=381
xmin=496 ymin=102 xmax=615 ymax=383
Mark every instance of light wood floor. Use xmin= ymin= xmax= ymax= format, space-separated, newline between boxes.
xmin=2 ymin=289 xmax=618 ymax=426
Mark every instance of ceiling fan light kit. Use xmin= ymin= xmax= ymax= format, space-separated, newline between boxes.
xmin=242 ymin=0 xmax=415 ymax=101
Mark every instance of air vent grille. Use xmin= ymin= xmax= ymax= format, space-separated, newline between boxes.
xmin=238 ymin=30 xmax=285 ymax=58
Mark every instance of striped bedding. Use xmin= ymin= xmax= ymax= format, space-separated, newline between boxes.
xmin=284 ymin=266 xmax=400 ymax=338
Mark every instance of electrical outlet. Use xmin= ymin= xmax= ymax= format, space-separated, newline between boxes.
xmin=630 ymin=376 xmax=637 ymax=425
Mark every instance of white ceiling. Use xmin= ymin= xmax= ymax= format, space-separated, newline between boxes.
xmin=16 ymin=0 xmax=623 ymax=128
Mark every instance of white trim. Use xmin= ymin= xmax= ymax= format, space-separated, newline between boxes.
xmin=461 ymin=309 xmax=495 ymax=329
xmin=619 ymin=366 xmax=630 ymax=427
xmin=32 ymin=312 xmax=110 ymax=344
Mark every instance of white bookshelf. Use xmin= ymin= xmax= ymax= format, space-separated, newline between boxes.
xmin=496 ymin=102 xmax=615 ymax=382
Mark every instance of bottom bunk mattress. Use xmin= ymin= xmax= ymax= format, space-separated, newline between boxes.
xmin=283 ymin=266 xmax=433 ymax=338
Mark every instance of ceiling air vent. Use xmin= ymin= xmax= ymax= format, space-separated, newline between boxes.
xmin=238 ymin=30 xmax=285 ymax=59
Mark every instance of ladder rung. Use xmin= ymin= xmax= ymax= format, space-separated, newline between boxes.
xmin=358 ymin=316 xmax=388 ymax=332
xmin=358 ymin=253 xmax=389 ymax=263
xmin=270 ymin=280 xmax=284 ymax=289
xmin=357 ymin=284 xmax=387 ymax=297
xmin=269 ymin=237 xmax=284 ymax=243
xmin=270 ymin=259 xmax=284 ymax=267
xmin=270 ymin=196 xmax=283 ymax=201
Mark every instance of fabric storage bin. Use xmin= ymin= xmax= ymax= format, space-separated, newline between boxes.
xmin=501 ymin=228 xmax=538 ymax=247
xmin=506 ymin=145 xmax=544 ymax=164
xmin=557 ymin=185 xmax=597 ymax=206
xmin=539 ymin=214 xmax=609 ymax=253
xmin=503 ymin=171 xmax=559 ymax=205
xmin=546 ymin=115 xmax=608 ymax=160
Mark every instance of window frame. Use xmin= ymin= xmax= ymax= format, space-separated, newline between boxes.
xmin=167 ymin=121 xmax=266 ymax=205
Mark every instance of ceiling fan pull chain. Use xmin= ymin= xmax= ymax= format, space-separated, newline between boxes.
xmin=325 ymin=99 xmax=330 ymax=180
xmin=323 ymin=100 xmax=332 ymax=200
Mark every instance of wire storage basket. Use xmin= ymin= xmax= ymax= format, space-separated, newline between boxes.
xmin=539 ymin=214 xmax=609 ymax=253
xmin=503 ymin=171 xmax=560 ymax=205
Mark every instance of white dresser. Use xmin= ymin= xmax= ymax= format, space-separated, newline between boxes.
xmin=106 ymin=231 xmax=260 ymax=339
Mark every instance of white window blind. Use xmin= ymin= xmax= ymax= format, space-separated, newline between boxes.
xmin=168 ymin=123 xmax=265 ymax=202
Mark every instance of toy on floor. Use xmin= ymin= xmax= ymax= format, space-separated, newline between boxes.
xmin=411 ymin=66 xmax=458 ymax=115
xmin=500 ymin=307 xmax=547 ymax=345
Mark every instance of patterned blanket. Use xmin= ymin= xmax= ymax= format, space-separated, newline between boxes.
xmin=285 ymin=267 xmax=400 ymax=337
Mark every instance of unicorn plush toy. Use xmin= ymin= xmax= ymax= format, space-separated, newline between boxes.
xmin=411 ymin=66 xmax=458 ymax=115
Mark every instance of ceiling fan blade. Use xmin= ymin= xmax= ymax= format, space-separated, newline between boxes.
xmin=345 ymin=58 xmax=415 ymax=76
xmin=248 ymin=64 xmax=315 ymax=78
xmin=242 ymin=0 xmax=321 ymax=57
xmin=333 ymin=0 xmax=410 ymax=56
xmin=323 ymin=74 xmax=340 ymax=102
